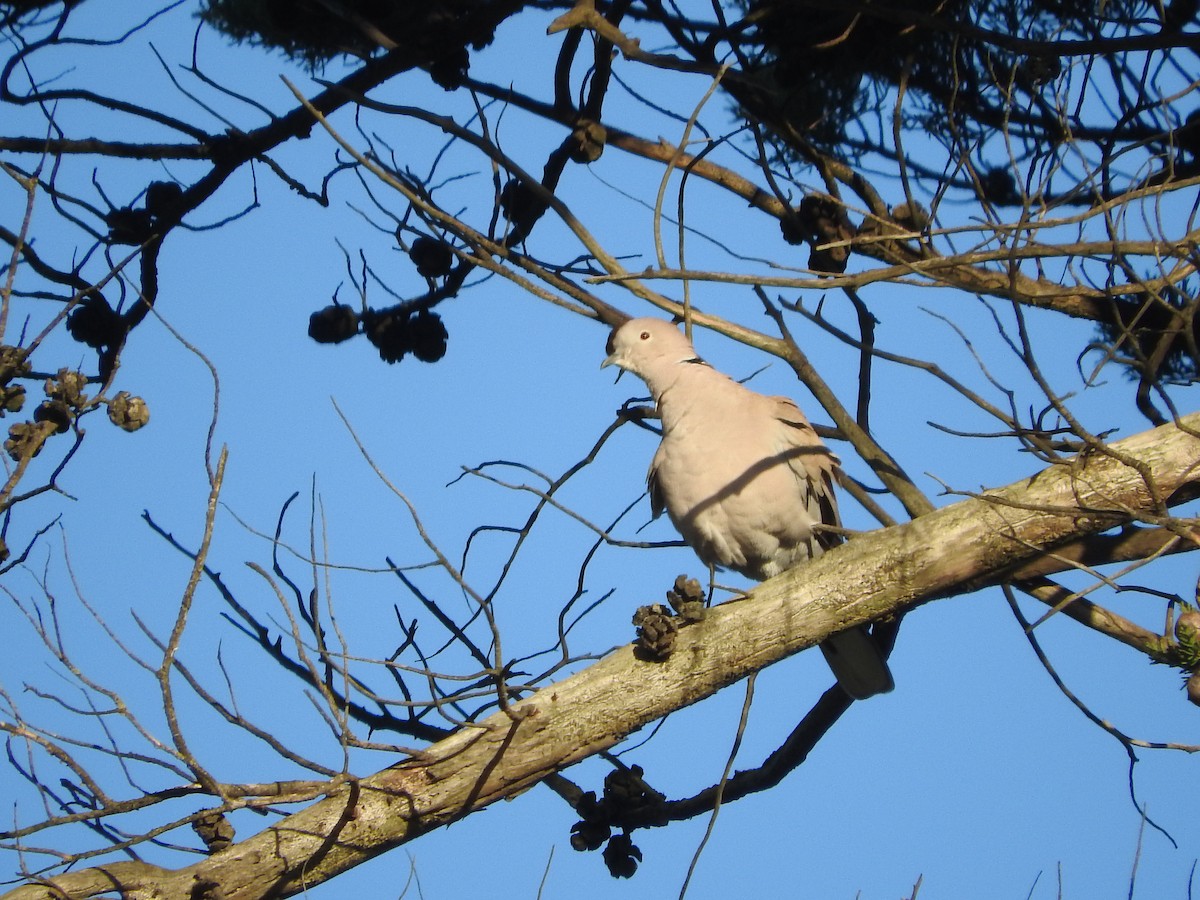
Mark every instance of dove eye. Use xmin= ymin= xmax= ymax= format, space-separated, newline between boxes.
xmin=639 ymin=331 xmax=651 ymax=341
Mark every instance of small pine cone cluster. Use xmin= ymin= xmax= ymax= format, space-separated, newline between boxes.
xmin=632 ymin=604 xmax=678 ymax=661
xmin=107 ymin=391 xmax=150 ymax=432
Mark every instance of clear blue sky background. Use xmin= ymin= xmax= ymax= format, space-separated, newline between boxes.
xmin=2 ymin=4 xmax=1198 ymax=899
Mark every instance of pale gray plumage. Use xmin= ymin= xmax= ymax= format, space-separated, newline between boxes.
xmin=603 ymin=317 xmax=893 ymax=699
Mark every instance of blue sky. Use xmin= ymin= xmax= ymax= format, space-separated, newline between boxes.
xmin=2 ymin=3 xmax=1199 ymax=898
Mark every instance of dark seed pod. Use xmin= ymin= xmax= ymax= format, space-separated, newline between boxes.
xmin=499 ymin=179 xmax=548 ymax=231
xmin=67 ymin=294 xmax=124 ymax=349
xmin=408 ymin=310 xmax=448 ymax=363
xmin=428 ymin=46 xmax=469 ymax=90
xmin=34 ymin=400 xmax=72 ymax=434
xmin=779 ymin=213 xmax=807 ymax=246
xmin=2 ymin=384 xmax=26 ymax=415
xmin=809 ymin=244 xmax=849 ymax=274
xmin=568 ymin=120 xmax=607 ymax=164
xmin=409 ymin=237 xmax=454 ymax=278
xmin=46 ymin=369 xmax=88 ymax=407
xmin=602 ymin=833 xmax=642 ymax=879
xmin=0 ymin=345 xmax=30 ymax=385
xmin=308 ymin=304 xmax=359 ymax=344
xmin=632 ymin=604 xmax=677 ymax=661
xmin=797 ymin=195 xmax=839 ymax=239
xmin=192 ymin=810 xmax=235 ymax=853
xmin=5 ymin=422 xmax=46 ymax=462
xmin=665 ymin=575 xmax=706 ymax=623
xmin=789 ymin=195 xmax=855 ymax=273
xmin=569 ymin=819 xmax=611 ymax=852
xmin=363 ymin=311 xmax=412 ymax=364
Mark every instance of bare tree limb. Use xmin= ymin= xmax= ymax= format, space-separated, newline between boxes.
xmin=7 ymin=410 xmax=1198 ymax=900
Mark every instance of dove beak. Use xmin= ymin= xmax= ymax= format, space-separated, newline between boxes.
xmin=601 ymin=352 xmax=626 ymax=382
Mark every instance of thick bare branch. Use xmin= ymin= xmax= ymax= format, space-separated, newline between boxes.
xmin=7 ymin=411 xmax=1198 ymax=900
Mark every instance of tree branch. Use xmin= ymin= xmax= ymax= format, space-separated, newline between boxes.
xmin=7 ymin=411 xmax=1199 ymax=900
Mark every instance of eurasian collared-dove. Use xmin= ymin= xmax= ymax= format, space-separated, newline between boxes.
xmin=603 ymin=317 xmax=893 ymax=699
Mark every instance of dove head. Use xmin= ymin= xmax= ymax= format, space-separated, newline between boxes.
xmin=602 ymin=318 xmax=701 ymax=391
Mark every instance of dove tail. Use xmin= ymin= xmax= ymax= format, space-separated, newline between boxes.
xmin=819 ymin=626 xmax=894 ymax=700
